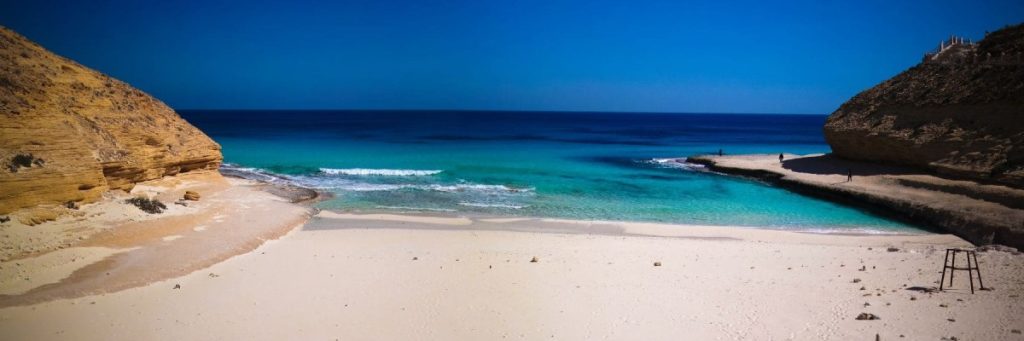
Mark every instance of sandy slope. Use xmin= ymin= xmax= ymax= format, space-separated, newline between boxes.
xmin=1 ymin=212 xmax=1021 ymax=340
xmin=0 ymin=172 xmax=312 ymax=306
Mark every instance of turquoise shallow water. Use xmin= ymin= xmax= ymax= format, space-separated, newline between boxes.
xmin=181 ymin=110 xmax=922 ymax=233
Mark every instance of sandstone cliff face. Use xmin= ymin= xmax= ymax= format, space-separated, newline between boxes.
xmin=0 ymin=27 xmax=222 ymax=214
xmin=824 ymin=24 xmax=1024 ymax=187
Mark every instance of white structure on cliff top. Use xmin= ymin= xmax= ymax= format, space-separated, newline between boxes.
xmin=923 ymin=35 xmax=976 ymax=63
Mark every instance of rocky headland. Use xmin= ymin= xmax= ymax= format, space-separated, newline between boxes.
xmin=0 ymin=26 xmax=222 ymax=215
xmin=824 ymin=23 xmax=1024 ymax=187
xmin=0 ymin=27 xmax=313 ymax=304
xmin=687 ymin=23 xmax=1024 ymax=249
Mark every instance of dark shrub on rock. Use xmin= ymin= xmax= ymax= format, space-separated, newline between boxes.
xmin=8 ymin=153 xmax=42 ymax=172
xmin=125 ymin=197 xmax=167 ymax=214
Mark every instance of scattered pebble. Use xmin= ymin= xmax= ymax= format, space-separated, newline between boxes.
xmin=653 ymin=261 xmax=661 ymax=267
xmin=855 ymin=313 xmax=879 ymax=320
xmin=530 ymin=256 xmax=538 ymax=263
xmin=412 ymin=257 xmax=418 ymax=260
xmin=887 ymin=247 xmax=900 ymax=252
xmin=852 ymin=278 xmax=861 ymax=283
xmin=173 ymin=284 xmax=181 ymax=289
xmin=1011 ymin=329 xmax=1021 ymax=334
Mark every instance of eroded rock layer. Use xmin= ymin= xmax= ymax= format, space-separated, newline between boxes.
xmin=0 ymin=27 xmax=222 ymax=214
xmin=824 ymin=24 xmax=1024 ymax=187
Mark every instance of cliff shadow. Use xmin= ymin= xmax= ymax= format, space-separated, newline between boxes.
xmin=782 ymin=154 xmax=917 ymax=176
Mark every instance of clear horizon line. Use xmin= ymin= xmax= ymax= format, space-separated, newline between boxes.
xmin=175 ymin=108 xmax=829 ymax=116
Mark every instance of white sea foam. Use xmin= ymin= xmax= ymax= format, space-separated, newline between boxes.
xmin=220 ymin=164 xmax=290 ymax=183
xmin=223 ymin=164 xmax=531 ymax=198
xmin=647 ymin=158 xmax=705 ymax=171
xmin=319 ymin=168 xmax=443 ymax=176
xmin=335 ymin=183 xmax=407 ymax=192
xmin=426 ymin=184 xmax=533 ymax=194
xmin=375 ymin=205 xmax=459 ymax=212
xmin=285 ymin=175 xmax=533 ymax=194
xmin=458 ymin=202 xmax=529 ymax=209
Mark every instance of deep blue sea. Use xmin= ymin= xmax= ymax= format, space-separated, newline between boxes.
xmin=180 ymin=110 xmax=920 ymax=232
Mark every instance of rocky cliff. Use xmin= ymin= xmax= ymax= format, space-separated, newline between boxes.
xmin=0 ymin=27 xmax=222 ymax=214
xmin=824 ymin=23 xmax=1024 ymax=187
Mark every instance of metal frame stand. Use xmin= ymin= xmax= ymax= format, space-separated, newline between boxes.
xmin=939 ymin=249 xmax=984 ymax=293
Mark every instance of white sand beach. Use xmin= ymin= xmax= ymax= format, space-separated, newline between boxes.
xmin=2 ymin=210 xmax=1022 ymax=340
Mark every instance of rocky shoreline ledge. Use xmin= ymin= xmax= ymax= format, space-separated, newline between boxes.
xmin=685 ymin=154 xmax=1024 ymax=249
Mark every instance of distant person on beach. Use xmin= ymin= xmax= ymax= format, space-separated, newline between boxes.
xmin=847 ymin=169 xmax=853 ymax=182
xmin=778 ymin=153 xmax=784 ymax=163
xmin=718 ymin=149 xmax=723 ymax=156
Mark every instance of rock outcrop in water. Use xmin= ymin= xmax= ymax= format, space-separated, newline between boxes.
xmin=824 ymin=23 xmax=1024 ymax=187
xmin=0 ymin=26 xmax=222 ymax=214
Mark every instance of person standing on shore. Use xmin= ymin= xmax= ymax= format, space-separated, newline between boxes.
xmin=719 ymin=149 xmax=723 ymax=156
xmin=847 ymin=169 xmax=853 ymax=182
xmin=778 ymin=153 xmax=784 ymax=163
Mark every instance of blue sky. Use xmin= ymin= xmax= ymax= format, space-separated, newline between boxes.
xmin=1 ymin=0 xmax=1021 ymax=113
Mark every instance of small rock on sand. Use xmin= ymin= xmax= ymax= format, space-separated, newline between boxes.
xmin=855 ymin=313 xmax=879 ymax=320
xmin=530 ymin=256 xmax=538 ymax=263
xmin=887 ymin=247 xmax=900 ymax=252
xmin=173 ymin=284 xmax=181 ymax=289
xmin=653 ymin=261 xmax=662 ymax=267
xmin=183 ymin=191 xmax=200 ymax=201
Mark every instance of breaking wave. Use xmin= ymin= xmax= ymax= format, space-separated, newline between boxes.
xmin=646 ymin=158 xmax=706 ymax=171
xmin=319 ymin=168 xmax=443 ymax=176
xmin=458 ymin=202 xmax=529 ymax=209
xmin=220 ymin=164 xmax=291 ymax=184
